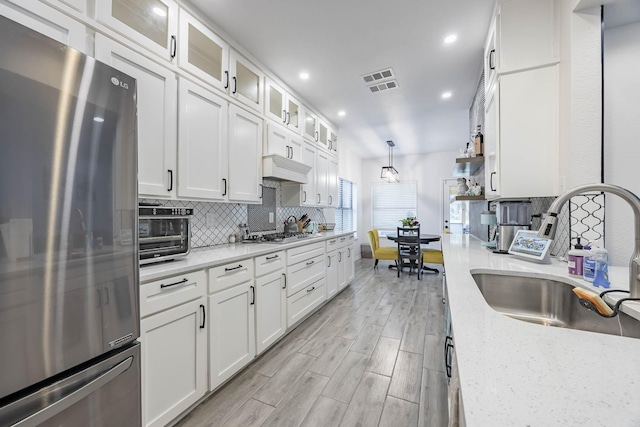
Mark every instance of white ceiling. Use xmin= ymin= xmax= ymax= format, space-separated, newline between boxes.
xmin=188 ymin=0 xmax=495 ymax=159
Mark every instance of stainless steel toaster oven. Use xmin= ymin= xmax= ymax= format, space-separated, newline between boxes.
xmin=139 ymin=206 xmax=193 ymax=265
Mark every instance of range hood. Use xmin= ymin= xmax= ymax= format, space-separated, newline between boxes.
xmin=262 ymin=154 xmax=311 ymax=184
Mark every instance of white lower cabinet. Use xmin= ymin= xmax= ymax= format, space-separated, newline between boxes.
xmin=140 ymin=298 xmax=207 ymax=427
xmin=337 ymin=248 xmax=347 ymax=291
xmin=255 ymin=270 xmax=286 ymax=354
xmin=287 ymin=278 xmax=326 ymax=327
xmin=326 ymin=250 xmax=339 ymax=299
xmin=346 ymin=245 xmax=355 ymax=284
xmin=208 ymin=281 xmax=256 ymax=390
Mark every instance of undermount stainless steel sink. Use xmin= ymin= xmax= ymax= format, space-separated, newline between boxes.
xmin=472 ymin=273 xmax=640 ymax=339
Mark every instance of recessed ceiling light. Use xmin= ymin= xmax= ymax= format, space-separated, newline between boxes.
xmin=299 ymin=72 xmax=309 ymax=80
xmin=442 ymin=92 xmax=452 ymax=99
xmin=444 ymin=34 xmax=457 ymax=44
xmin=338 ymin=111 xmax=346 ymax=117
xmin=152 ymin=7 xmax=167 ymax=17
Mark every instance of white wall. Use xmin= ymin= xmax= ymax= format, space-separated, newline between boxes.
xmin=361 ymin=151 xmax=458 ymax=248
xmin=604 ymin=20 xmax=640 ymax=265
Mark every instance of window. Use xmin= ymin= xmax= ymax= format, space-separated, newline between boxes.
xmin=372 ymin=181 xmax=417 ymax=231
xmin=336 ymin=178 xmax=357 ymax=235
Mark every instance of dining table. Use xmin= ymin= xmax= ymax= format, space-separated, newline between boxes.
xmin=386 ymin=233 xmax=441 ymax=273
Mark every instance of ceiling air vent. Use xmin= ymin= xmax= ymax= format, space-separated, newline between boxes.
xmin=362 ymin=68 xmax=395 ymax=84
xmin=368 ymin=80 xmax=399 ymax=93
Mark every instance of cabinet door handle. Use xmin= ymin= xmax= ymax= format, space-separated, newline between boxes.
xmin=170 ymin=35 xmax=177 ymax=58
xmin=307 ymin=286 xmax=315 ymax=293
xmin=224 ymin=70 xmax=229 ymax=89
xmin=306 ymin=260 xmax=314 ymax=266
xmin=224 ymin=264 xmax=243 ymax=272
xmin=200 ymin=304 xmax=206 ymax=329
xmin=489 ymin=49 xmax=496 ymax=70
xmin=222 ymin=178 xmax=227 ymax=196
xmin=329 ymin=195 xmax=332 ymax=205
xmin=444 ymin=336 xmax=453 ymax=378
xmin=232 ymin=76 xmax=237 ymax=94
xmin=338 ymin=252 xmax=342 ymax=262
xmin=348 ymin=248 xmax=351 ymax=258
xmin=167 ymin=169 xmax=173 ymax=191
xmin=282 ymin=273 xmax=287 ymax=289
xmin=283 ymin=109 xmax=287 ymax=124
xmin=317 ymin=194 xmax=321 ymax=204
xmin=259 ymin=184 xmax=263 ymax=198
xmin=266 ymin=254 xmax=279 ymax=260
xmin=250 ymin=285 xmax=255 ymax=305
xmin=327 ymin=256 xmax=331 ymax=267
xmin=315 ymin=131 xmax=318 ymax=142
xmin=490 ymin=172 xmax=496 ymax=191
xmin=303 ymin=191 xmax=307 ymax=202
xmin=160 ymin=278 xmax=188 ymax=289
xmin=286 ymin=111 xmax=291 ymax=125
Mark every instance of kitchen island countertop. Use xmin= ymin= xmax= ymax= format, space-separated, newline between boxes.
xmin=443 ymin=234 xmax=640 ymax=426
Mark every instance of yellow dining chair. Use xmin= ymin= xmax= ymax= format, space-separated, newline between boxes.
xmin=367 ymin=229 xmax=398 ymax=269
xmin=421 ymin=230 xmax=447 ymax=272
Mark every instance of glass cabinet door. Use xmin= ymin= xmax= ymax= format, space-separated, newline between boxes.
xmin=330 ymin=130 xmax=338 ymax=153
xmin=286 ymin=95 xmax=302 ymax=134
xmin=303 ymin=110 xmax=318 ymax=142
xmin=178 ymin=9 xmax=229 ymax=91
xmin=318 ymin=121 xmax=329 ymax=149
xmin=97 ymin=0 xmax=178 ymax=60
xmin=265 ymin=78 xmax=285 ymax=123
xmin=229 ymin=50 xmax=263 ymax=112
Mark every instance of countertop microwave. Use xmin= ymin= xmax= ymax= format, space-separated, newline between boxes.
xmin=139 ymin=206 xmax=193 ymax=265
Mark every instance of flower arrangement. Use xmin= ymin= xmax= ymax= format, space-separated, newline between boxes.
xmin=400 ymin=216 xmax=419 ymax=227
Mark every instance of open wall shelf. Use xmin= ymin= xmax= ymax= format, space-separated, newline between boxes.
xmin=452 ymin=156 xmax=484 ymax=177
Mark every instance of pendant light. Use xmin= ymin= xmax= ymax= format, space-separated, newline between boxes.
xmin=380 ymin=140 xmax=399 ymax=182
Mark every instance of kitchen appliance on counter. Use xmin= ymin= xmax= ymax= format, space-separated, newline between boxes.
xmin=0 ymin=16 xmax=141 ymax=426
xmin=139 ymin=206 xmax=193 ymax=265
xmin=494 ymin=201 xmax=532 ymax=253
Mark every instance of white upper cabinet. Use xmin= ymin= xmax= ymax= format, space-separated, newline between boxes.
xmin=42 ymin=0 xmax=85 ymax=14
xmin=95 ymin=34 xmax=177 ymax=199
xmin=96 ymin=0 xmax=179 ymax=62
xmin=329 ymin=129 xmax=338 ymax=154
xmin=316 ymin=150 xmax=329 ymax=206
xmin=228 ymin=105 xmax=263 ymax=203
xmin=328 ymin=156 xmax=339 ymax=207
xmin=1 ymin=0 xmax=86 ymax=52
xmin=264 ymin=78 xmax=302 ymax=134
xmin=177 ymin=78 xmax=228 ymax=201
xmin=318 ymin=121 xmax=330 ymax=151
xmin=303 ymin=109 xmax=318 ymax=143
xmin=265 ymin=123 xmax=303 ymax=162
xmin=489 ymin=0 xmax=558 ymax=75
xmin=484 ymin=80 xmax=500 ymax=198
xmin=228 ymin=49 xmax=263 ymax=112
xmin=178 ymin=9 xmax=229 ymax=92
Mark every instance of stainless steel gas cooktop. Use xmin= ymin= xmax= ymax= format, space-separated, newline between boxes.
xmin=262 ymin=232 xmax=310 ymax=244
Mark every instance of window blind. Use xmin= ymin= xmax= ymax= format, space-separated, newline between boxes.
xmin=372 ymin=181 xmax=417 ymax=230
xmin=336 ymin=178 xmax=356 ymax=233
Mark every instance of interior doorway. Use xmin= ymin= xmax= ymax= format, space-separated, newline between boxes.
xmin=442 ymin=178 xmax=469 ymax=234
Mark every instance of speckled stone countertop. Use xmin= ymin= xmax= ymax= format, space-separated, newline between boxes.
xmin=442 ymin=234 xmax=640 ymax=426
xmin=139 ymin=230 xmax=355 ymax=283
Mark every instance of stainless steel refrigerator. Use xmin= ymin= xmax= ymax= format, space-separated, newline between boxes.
xmin=0 ymin=15 xmax=141 ymax=426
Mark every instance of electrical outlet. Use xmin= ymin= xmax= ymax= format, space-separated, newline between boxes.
xmin=206 ymin=212 xmax=215 ymax=228
xmin=269 ymin=212 xmax=274 ymax=223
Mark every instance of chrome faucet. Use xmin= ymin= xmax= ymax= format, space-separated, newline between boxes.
xmin=537 ymin=183 xmax=640 ymax=298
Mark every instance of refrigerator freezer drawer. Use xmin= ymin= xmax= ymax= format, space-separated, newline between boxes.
xmin=0 ymin=343 xmax=141 ymax=427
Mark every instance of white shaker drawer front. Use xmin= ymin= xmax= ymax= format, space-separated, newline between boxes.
xmin=254 ymin=251 xmax=285 ymax=277
xmin=209 ymin=260 xmax=254 ymax=294
xmin=287 ymin=278 xmax=326 ymax=328
xmin=286 ymin=255 xmax=325 ymax=297
xmin=286 ymin=241 xmax=325 ymax=265
xmin=338 ymin=235 xmax=349 ymax=249
xmin=140 ymin=270 xmax=206 ymax=318
xmin=325 ymin=237 xmax=339 ymax=252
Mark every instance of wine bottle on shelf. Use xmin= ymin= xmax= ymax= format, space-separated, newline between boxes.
xmin=474 ymin=125 xmax=484 ymax=157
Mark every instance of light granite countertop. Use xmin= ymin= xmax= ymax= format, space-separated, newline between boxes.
xmin=139 ymin=230 xmax=355 ymax=283
xmin=442 ymin=234 xmax=640 ymax=426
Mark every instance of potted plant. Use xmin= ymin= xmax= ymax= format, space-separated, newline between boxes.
xmin=400 ymin=215 xmax=419 ymax=232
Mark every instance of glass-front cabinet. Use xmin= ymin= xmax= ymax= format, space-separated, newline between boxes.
xmin=178 ymin=9 xmax=228 ymax=92
xmin=264 ymin=79 xmax=302 ymax=133
xmin=229 ymin=49 xmax=263 ymax=112
xmin=318 ymin=121 xmax=329 ymax=150
xmin=96 ymin=0 xmax=178 ymax=61
xmin=303 ymin=109 xmax=318 ymax=143
xmin=329 ymin=130 xmax=338 ymax=154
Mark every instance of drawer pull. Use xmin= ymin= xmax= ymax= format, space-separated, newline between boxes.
xmin=160 ymin=278 xmax=188 ymax=289
xmin=306 ymin=260 xmax=315 ymax=266
xmin=329 ymin=240 xmax=336 ymax=244
xmin=282 ymin=273 xmax=287 ymax=289
xmin=266 ymin=254 xmax=279 ymax=260
xmin=307 ymin=286 xmax=315 ymax=293
xmin=225 ymin=264 xmax=243 ymax=272
xmin=250 ymin=285 xmax=255 ymax=305
xmin=200 ymin=304 xmax=206 ymax=329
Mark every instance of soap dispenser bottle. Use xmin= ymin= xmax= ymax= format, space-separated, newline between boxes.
xmin=568 ymin=238 xmax=586 ymax=278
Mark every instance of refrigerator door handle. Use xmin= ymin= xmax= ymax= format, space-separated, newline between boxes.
xmin=11 ymin=356 xmax=134 ymax=427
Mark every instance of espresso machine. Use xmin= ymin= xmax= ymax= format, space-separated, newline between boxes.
xmin=494 ymin=201 xmax=532 ymax=253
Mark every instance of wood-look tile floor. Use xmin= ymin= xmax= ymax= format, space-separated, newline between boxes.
xmin=176 ymin=259 xmax=448 ymax=427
